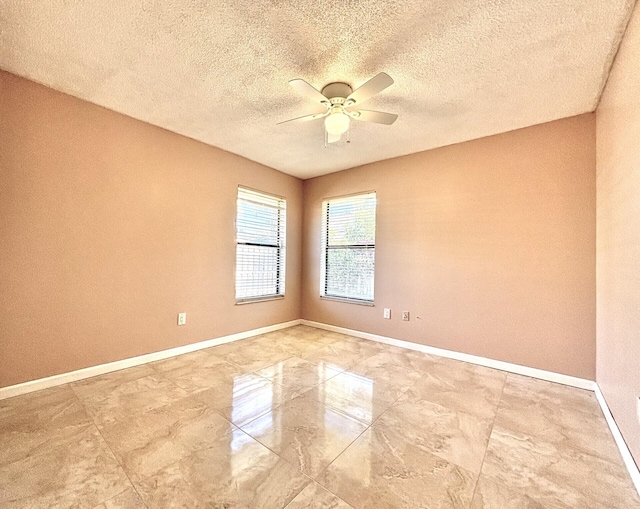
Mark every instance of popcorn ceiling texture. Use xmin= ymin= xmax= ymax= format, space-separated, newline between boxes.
xmin=0 ymin=0 xmax=635 ymax=178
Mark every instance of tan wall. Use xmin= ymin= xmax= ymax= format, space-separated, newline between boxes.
xmin=0 ymin=69 xmax=599 ymax=389
xmin=0 ymin=71 xmax=302 ymax=388
xmin=302 ymin=114 xmax=596 ymax=379
xmin=596 ymin=3 xmax=640 ymax=464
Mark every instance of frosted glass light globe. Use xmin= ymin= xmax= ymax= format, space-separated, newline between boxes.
xmin=324 ymin=111 xmax=350 ymax=135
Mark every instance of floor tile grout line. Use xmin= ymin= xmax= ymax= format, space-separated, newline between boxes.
xmin=0 ymin=384 xmax=100 ymax=473
xmin=469 ymin=372 xmax=639 ymax=506
xmin=492 ymin=375 xmax=638 ymax=483
xmin=227 ymin=371 xmax=375 ymax=485
xmin=321 ymin=367 xmax=426 ymax=429
xmin=97 ymin=421 xmax=295 ymax=506
xmin=226 ymin=354 xmax=298 ymax=378
xmin=313 ymin=368 xmax=426 ymax=480
xmin=313 ymin=357 xmax=491 ymax=489
xmin=12 ymin=326 xmax=628 ymax=507
xmin=282 ymin=478 xmax=356 ymax=509
xmin=229 ymin=422 xmax=320 ymax=502
xmin=68 ymin=387 xmax=150 ymax=509
xmin=312 ymin=420 xmax=374 ymax=490
xmin=71 ymin=367 xmax=254 ymax=504
xmin=78 ymin=365 xmax=204 ymax=424
xmin=87 ymin=394 xmax=268 ymax=505
xmin=246 ymin=354 xmax=334 ymax=383
xmin=304 ymin=354 xmax=427 ymax=479
xmin=466 ymin=373 xmax=508 ymax=508
xmin=232 ymin=396 xmax=370 ymax=472
xmin=71 ymin=365 xmax=175 ymax=410
xmin=216 ymin=347 xmax=381 ymax=430
xmin=238 ymin=356 xmax=421 ymax=431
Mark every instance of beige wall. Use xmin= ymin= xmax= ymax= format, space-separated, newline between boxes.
xmin=596 ymin=4 xmax=640 ymax=464
xmin=302 ymin=114 xmax=596 ymax=379
xmin=0 ymin=71 xmax=302 ymax=388
xmin=0 ymin=70 xmax=599 ymax=388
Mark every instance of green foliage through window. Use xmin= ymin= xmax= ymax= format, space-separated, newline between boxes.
xmin=321 ymin=192 xmax=376 ymax=302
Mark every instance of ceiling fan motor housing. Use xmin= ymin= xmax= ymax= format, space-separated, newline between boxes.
xmin=321 ymin=82 xmax=353 ymax=104
xmin=279 ymin=73 xmax=397 ymax=133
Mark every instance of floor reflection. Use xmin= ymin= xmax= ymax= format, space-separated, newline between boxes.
xmin=230 ymin=374 xmax=273 ymax=426
xmin=5 ymin=325 xmax=636 ymax=508
xmin=229 ymin=427 xmax=271 ymax=478
xmin=320 ymin=365 xmax=374 ymax=424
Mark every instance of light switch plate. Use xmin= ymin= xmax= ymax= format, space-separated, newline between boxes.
xmin=177 ymin=312 xmax=186 ymax=326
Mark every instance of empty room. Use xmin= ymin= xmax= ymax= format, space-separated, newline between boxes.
xmin=1 ymin=0 xmax=639 ymax=508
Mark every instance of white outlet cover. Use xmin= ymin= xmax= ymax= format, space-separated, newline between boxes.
xmin=383 ymin=308 xmax=391 ymax=319
xmin=177 ymin=312 xmax=186 ymax=325
xmin=402 ymin=311 xmax=410 ymax=321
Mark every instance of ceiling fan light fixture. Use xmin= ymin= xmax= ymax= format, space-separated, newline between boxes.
xmin=281 ymin=74 xmax=397 ymax=141
xmin=324 ymin=109 xmax=350 ymax=135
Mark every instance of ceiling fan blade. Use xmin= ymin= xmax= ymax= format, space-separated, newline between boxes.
xmin=327 ymin=132 xmax=341 ymax=144
xmin=351 ymin=110 xmax=398 ymax=125
xmin=277 ymin=111 xmax=328 ymax=125
xmin=345 ymin=73 xmax=394 ymax=107
xmin=289 ymin=79 xmax=331 ymax=106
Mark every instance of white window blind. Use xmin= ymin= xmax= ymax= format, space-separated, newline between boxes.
xmin=235 ymin=187 xmax=286 ymax=302
xmin=321 ymin=192 xmax=376 ymax=303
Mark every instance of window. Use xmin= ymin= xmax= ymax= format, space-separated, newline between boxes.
xmin=235 ymin=187 xmax=286 ymax=302
xmin=321 ymin=192 xmax=376 ymax=304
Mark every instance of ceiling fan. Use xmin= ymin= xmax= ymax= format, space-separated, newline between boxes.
xmin=278 ymin=73 xmax=398 ymax=144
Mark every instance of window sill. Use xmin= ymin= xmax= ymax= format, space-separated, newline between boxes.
xmin=320 ymin=295 xmax=374 ymax=306
xmin=236 ymin=295 xmax=285 ymax=305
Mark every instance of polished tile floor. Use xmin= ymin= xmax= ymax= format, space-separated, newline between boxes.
xmin=1 ymin=325 xmax=638 ymax=508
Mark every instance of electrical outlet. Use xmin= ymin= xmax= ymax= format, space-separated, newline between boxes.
xmin=402 ymin=311 xmax=410 ymax=321
xmin=177 ymin=312 xmax=186 ymax=326
xmin=383 ymin=308 xmax=391 ymax=319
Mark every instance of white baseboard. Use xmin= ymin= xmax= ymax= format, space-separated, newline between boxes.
xmin=301 ymin=320 xmax=595 ymax=390
xmin=302 ymin=319 xmax=640 ymax=497
xmin=0 ymin=319 xmax=302 ymax=401
xmin=2 ymin=317 xmax=638 ymax=498
xmin=594 ymin=386 xmax=640 ymax=495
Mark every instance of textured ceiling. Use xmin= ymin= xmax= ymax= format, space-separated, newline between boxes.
xmin=0 ymin=1 xmax=635 ymax=179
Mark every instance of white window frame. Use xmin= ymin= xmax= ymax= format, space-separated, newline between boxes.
xmin=235 ymin=186 xmax=286 ymax=303
xmin=320 ymin=191 xmax=376 ymax=305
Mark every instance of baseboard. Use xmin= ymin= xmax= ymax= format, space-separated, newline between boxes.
xmin=3 ymin=318 xmax=637 ymax=498
xmin=302 ymin=319 xmax=640 ymax=496
xmin=0 ymin=319 xmax=302 ymax=401
xmin=594 ymin=386 xmax=640 ymax=495
xmin=301 ymin=320 xmax=595 ymax=390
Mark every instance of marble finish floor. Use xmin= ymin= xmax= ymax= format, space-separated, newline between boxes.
xmin=0 ymin=325 xmax=638 ymax=508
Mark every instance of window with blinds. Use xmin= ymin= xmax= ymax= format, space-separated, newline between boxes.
xmin=321 ymin=192 xmax=376 ymax=303
xmin=235 ymin=187 xmax=286 ymax=302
